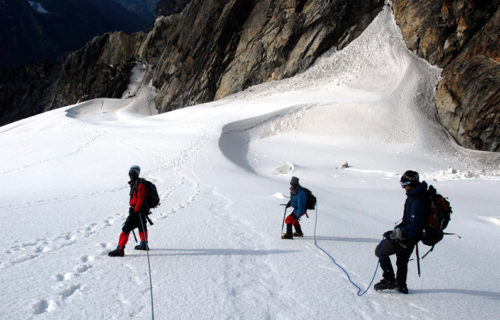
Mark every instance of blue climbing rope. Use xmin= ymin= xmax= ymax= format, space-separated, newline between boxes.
xmin=313 ymin=203 xmax=381 ymax=296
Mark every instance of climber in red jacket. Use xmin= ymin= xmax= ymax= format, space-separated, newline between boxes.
xmin=109 ymin=165 xmax=149 ymax=257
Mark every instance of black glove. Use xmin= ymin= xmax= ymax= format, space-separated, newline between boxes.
xmin=383 ymin=230 xmax=393 ymax=239
xmin=285 ymin=201 xmax=291 ymax=208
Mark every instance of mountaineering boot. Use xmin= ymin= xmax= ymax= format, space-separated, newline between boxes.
xmin=135 ymin=241 xmax=149 ymax=251
xmin=396 ymin=282 xmax=409 ymax=294
xmin=293 ymin=224 xmax=304 ymax=237
xmin=108 ymin=246 xmax=124 ymax=257
xmin=374 ymin=278 xmax=396 ymax=291
xmin=282 ymin=224 xmax=293 ymax=239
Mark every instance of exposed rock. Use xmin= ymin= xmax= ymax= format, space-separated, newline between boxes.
xmin=156 ymin=0 xmax=191 ymax=17
xmin=2 ymin=0 xmax=497 ymax=154
xmin=0 ymin=62 xmax=59 ymax=125
xmin=392 ymin=0 xmax=499 ymax=151
xmin=47 ymin=32 xmax=146 ymax=110
xmin=149 ymin=0 xmax=384 ymax=112
xmin=0 ymin=0 xmax=190 ymax=126
xmin=138 ymin=14 xmax=182 ymax=66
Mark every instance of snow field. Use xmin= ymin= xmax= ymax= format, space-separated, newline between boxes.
xmin=0 ymin=6 xmax=499 ymax=320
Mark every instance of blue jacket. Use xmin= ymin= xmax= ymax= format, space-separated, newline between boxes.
xmin=399 ymin=181 xmax=428 ymax=239
xmin=290 ymin=185 xmax=307 ymax=219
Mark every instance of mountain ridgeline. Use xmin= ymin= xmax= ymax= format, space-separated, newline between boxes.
xmin=0 ymin=0 xmax=155 ymax=67
xmin=0 ymin=0 xmax=498 ymax=152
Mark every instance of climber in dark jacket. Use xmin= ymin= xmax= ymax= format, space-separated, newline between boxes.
xmin=374 ymin=170 xmax=428 ymax=294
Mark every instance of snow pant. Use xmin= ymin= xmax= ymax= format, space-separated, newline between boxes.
xmin=118 ymin=208 xmax=148 ymax=249
xmin=284 ymin=214 xmax=302 ymax=234
xmin=375 ymin=238 xmax=417 ymax=285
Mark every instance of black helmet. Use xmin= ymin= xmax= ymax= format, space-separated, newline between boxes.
xmin=129 ymin=165 xmax=140 ymax=180
xmin=400 ymin=170 xmax=419 ymax=188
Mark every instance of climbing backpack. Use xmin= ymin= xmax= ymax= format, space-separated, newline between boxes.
xmin=302 ymin=187 xmax=317 ymax=210
xmin=420 ymin=185 xmax=452 ymax=248
xmin=140 ymin=178 xmax=160 ymax=210
xmin=415 ymin=185 xmax=458 ymax=276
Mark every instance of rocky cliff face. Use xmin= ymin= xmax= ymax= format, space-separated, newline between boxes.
xmin=1 ymin=0 xmax=498 ymax=153
xmin=392 ymin=0 xmax=499 ymax=151
xmin=147 ymin=0 xmax=384 ymax=112
xmin=48 ymin=32 xmax=145 ymax=109
xmin=0 ymin=0 xmax=187 ymax=125
xmin=0 ymin=61 xmax=59 ymax=125
xmin=155 ymin=0 xmax=190 ymax=17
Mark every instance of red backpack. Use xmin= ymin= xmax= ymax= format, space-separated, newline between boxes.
xmin=419 ymin=185 xmax=459 ymax=260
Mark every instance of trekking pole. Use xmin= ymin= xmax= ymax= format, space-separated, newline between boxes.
xmin=416 ymin=243 xmax=421 ymax=277
xmin=280 ymin=204 xmax=288 ymax=236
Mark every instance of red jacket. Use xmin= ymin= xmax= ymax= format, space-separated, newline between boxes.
xmin=130 ymin=180 xmax=146 ymax=213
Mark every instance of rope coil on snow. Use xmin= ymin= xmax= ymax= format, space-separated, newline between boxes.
xmin=313 ymin=203 xmax=380 ymax=296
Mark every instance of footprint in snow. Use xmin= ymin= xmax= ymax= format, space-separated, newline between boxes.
xmin=54 ymin=273 xmax=73 ymax=282
xmin=59 ymin=283 xmax=82 ymax=299
xmin=32 ymin=299 xmax=57 ymax=315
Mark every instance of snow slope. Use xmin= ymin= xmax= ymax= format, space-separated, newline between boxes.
xmin=1 ymin=7 xmax=499 ymax=320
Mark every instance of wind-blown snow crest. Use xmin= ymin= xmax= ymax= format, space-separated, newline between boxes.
xmin=220 ymin=8 xmax=498 ymax=173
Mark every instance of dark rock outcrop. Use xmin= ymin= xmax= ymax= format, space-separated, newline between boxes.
xmin=0 ymin=0 xmax=188 ymax=125
xmin=0 ymin=62 xmax=59 ymax=125
xmin=1 ymin=0 xmax=498 ymax=153
xmin=392 ymin=0 xmax=499 ymax=151
xmin=155 ymin=0 xmax=191 ymax=17
xmin=148 ymin=0 xmax=384 ymax=112
xmin=47 ymin=32 xmax=145 ymax=110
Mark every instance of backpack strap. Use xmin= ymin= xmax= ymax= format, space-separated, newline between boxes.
xmin=129 ymin=179 xmax=139 ymax=198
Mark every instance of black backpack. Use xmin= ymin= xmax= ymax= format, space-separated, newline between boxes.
xmin=421 ymin=185 xmax=452 ymax=248
xmin=140 ymin=178 xmax=160 ymax=210
xmin=302 ymin=187 xmax=317 ymax=210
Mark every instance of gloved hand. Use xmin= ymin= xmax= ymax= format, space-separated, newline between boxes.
xmin=285 ymin=201 xmax=291 ymax=208
xmin=383 ymin=230 xmax=393 ymax=239
xmin=129 ymin=207 xmax=136 ymax=215
xmin=390 ymin=227 xmax=403 ymax=240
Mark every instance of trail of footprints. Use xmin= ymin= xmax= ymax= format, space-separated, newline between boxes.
xmin=1 ymin=214 xmax=123 ymax=272
xmin=29 ymin=181 xmax=201 ymax=316
xmin=32 ymin=255 xmax=92 ymax=315
xmin=3 ymin=176 xmax=201 ymax=273
xmin=6 ymin=130 xmax=208 ymax=271
xmin=26 ymin=133 xmax=208 ymax=316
